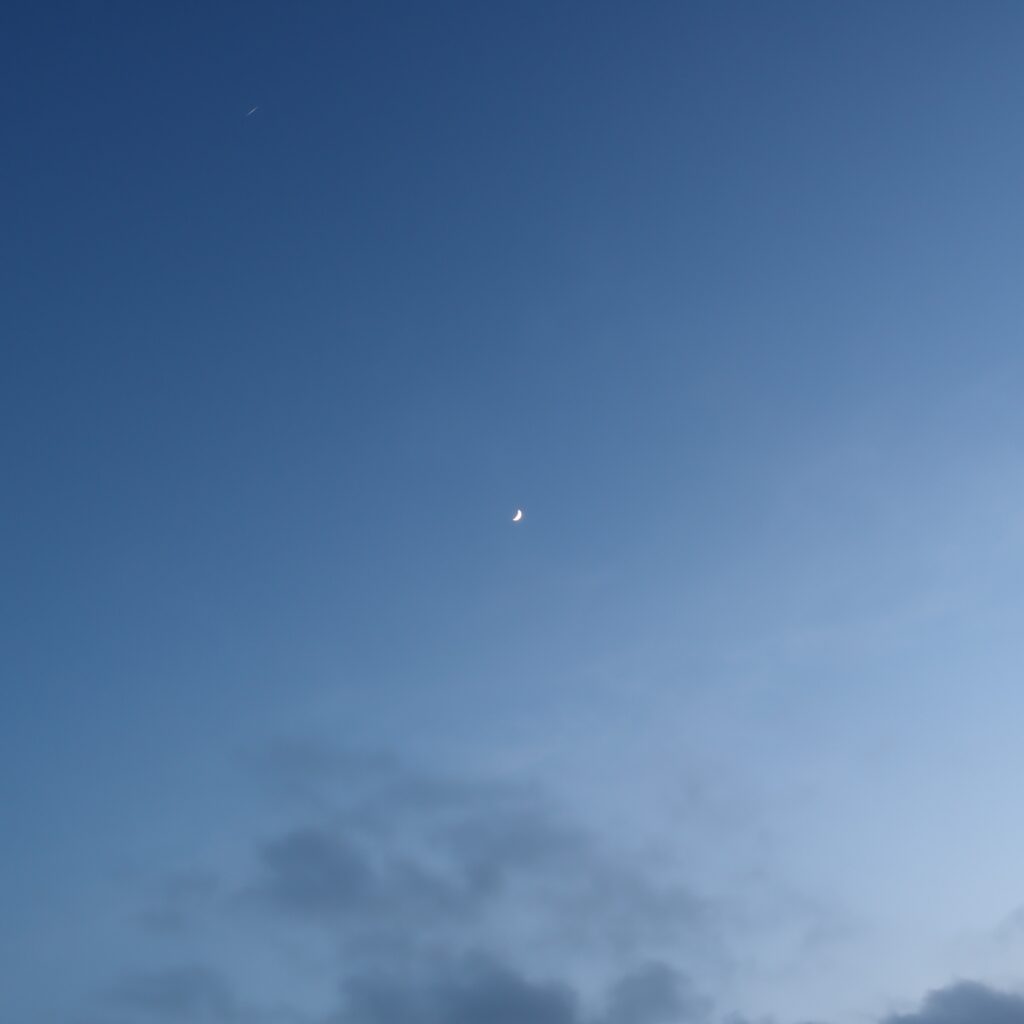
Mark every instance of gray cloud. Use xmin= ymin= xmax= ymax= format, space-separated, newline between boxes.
xmin=236 ymin=744 xmax=717 ymax=970
xmin=884 ymin=982 xmax=1024 ymax=1024
xmin=330 ymin=953 xmax=714 ymax=1024
xmin=605 ymin=961 xmax=713 ymax=1024
xmin=97 ymin=955 xmax=711 ymax=1024
xmin=96 ymin=962 xmax=1024 ymax=1024
xmin=334 ymin=954 xmax=579 ymax=1024
xmin=259 ymin=828 xmax=378 ymax=919
xmin=114 ymin=743 xmax=850 ymax=1024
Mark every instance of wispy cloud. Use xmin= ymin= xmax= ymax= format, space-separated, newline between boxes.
xmin=95 ymin=743 xmax=855 ymax=1023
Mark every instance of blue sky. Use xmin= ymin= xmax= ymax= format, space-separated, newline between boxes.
xmin=5 ymin=3 xmax=1024 ymax=1023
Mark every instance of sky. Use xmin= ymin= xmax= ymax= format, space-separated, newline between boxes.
xmin=5 ymin=2 xmax=1024 ymax=1022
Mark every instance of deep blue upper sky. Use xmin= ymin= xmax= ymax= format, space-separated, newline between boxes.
xmin=6 ymin=5 xmax=1024 ymax=1023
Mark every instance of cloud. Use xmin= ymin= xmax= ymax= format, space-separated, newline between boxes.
xmin=236 ymin=743 xmax=717 ymax=970
xmin=330 ymin=952 xmax=714 ymax=1024
xmin=334 ymin=954 xmax=580 ymax=1024
xmin=95 ymin=963 xmax=1024 ymax=1024
xmin=112 ymin=743 xmax=844 ymax=1024
xmin=884 ymin=982 xmax=1024 ymax=1024
xmin=98 ymin=955 xmax=711 ymax=1024
xmin=605 ymin=961 xmax=713 ymax=1024
xmin=258 ymin=827 xmax=378 ymax=919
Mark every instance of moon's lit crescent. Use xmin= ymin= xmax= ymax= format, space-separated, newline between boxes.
xmin=512 ymin=509 xmax=523 ymax=522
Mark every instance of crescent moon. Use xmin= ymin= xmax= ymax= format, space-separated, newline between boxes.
xmin=512 ymin=509 xmax=523 ymax=522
